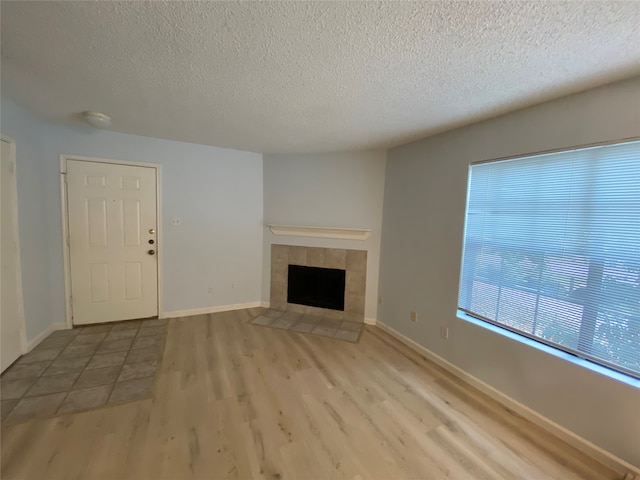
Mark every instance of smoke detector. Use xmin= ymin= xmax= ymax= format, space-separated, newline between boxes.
xmin=83 ymin=111 xmax=112 ymax=129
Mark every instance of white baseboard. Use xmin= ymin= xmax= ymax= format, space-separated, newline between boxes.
xmin=26 ymin=322 xmax=68 ymax=352
xmin=375 ymin=320 xmax=640 ymax=477
xmin=161 ymin=301 xmax=268 ymax=319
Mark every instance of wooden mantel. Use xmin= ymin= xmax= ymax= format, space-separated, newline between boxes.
xmin=267 ymin=224 xmax=371 ymax=241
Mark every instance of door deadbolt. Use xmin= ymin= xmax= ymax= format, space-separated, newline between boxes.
xmin=148 ymin=228 xmax=155 ymax=234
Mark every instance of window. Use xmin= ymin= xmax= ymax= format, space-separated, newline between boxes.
xmin=458 ymin=140 xmax=640 ymax=378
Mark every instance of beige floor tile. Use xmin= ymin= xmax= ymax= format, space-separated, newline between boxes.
xmin=318 ymin=318 xmax=342 ymax=329
xmin=70 ymin=333 xmax=106 ymax=346
xmin=48 ymin=329 xmax=81 ymax=338
xmin=262 ymin=309 xmax=284 ymax=318
xmin=85 ymin=351 xmax=127 ymax=370
xmin=16 ymin=348 xmax=60 ymax=364
xmin=290 ymin=321 xmax=318 ymax=333
xmin=340 ymin=320 xmax=362 ymax=332
xmin=43 ymin=356 xmax=91 ymax=376
xmin=132 ymin=335 xmax=165 ymax=350
xmin=7 ymin=393 xmax=66 ymax=422
xmin=141 ymin=318 xmax=167 ymax=327
xmin=34 ymin=336 xmax=73 ymax=351
xmin=271 ymin=317 xmax=298 ymax=329
xmin=104 ymin=329 xmax=137 ymax=341
xmin=111 ymin=321 xmax=141 ymax=331
xmin=96 ymin=338 xmax=133 ymax=354
xmin=2 ymin=361 xmax=51 ymax=380
xmin=250 ymin=315 xmax=276 ymax=326
xmin=74 ymin=366 xmax=121 ymax=389
xmin=137 ymin=326 xmax=166 ymax=337
xmin=1 ymin=399 xmax=18 ymax=421
xmin=1 ymin=378 xmax=36 ymax=400
xmin=118 ymin=361 xmax=158 ymax=382
xmin=58 ymin=344 xmax=100 ymax=359
xmin=311 ymin=325 xmax=338 ymax=337
xmin=333 ymin=329 xmax=360 ymax=343
xmin=281 ymin=311 xmax=302 ymax=321
xmin=109 ymin=377 xmax=154 ymax=404
xmin=126 ymin=346 xmax=162 ymax=364
xmin=25 ymin=373 xmax=80 ymax=397
xmin=80 ymin=325 xmax=113 ymax=335
xmin=59 ymin=385 xmax=112 ymax=414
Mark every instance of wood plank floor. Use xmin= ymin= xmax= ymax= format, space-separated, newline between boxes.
xmin=1 ymin=308 xmax=621 ymax=479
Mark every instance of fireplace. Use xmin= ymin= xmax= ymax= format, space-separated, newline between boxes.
xmin=287 ymin=265 xmax=346 ymax=311
xmin=270 ymin=244 xmax=366 ymax=322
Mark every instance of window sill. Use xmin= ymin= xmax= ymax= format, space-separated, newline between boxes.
xmin=456 ymin=310 xmax=640 ymax=390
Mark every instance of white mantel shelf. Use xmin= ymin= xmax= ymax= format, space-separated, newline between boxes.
xmin=267 ymin=224 xmax=371 ymax=241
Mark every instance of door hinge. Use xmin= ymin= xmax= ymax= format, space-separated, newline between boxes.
xmin=66 ymin=236 xmax=70 ymax=246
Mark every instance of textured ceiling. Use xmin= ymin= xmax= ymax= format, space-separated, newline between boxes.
xmin=1 ymin=1 xmax=639 ymax=154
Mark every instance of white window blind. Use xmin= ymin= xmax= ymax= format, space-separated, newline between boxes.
xmin=458 ymin=140 xmax=640 ymax=378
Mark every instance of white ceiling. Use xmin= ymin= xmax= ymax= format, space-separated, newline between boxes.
xmin=1 ymin=1 xmax=639 ymax=154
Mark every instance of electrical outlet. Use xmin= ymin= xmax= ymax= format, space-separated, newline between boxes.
xmin=410 ymin=311 xmax=418 ymax=322
xmin=378 ymin=296 xmax=383 ymax=305
xmin=170 ymin=217 xmax=181 ymax=226
xmin=208 ymin=287 xmax=214 ymax=294
xmin=441 ymin=326 xmax=449 ymax=339
xmin=231 ymin=283 xmax=235 ymax=289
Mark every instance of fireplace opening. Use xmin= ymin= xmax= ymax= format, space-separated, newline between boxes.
xmin=287 ymin=265 xmax=346 ymax=311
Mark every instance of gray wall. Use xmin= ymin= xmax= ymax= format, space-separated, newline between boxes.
xmin=1 ymin=97 xmax=264 ymax=341
xmin=262 ymin=151 xmax=386 ymax=320
xmin=378 ymin=76 xmax=640 ymax=467
xmin=0 ymin=98 xmax=52 ymax=341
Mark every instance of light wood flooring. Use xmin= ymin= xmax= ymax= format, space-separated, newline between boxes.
xmin=1 ymin=308 xmax=621 ymax=479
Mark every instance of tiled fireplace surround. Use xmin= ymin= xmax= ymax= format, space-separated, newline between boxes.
xmin=270 ymin=244 xmax=367 ymax=322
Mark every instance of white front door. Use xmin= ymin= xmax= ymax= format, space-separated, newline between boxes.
xmin=66 ymin=159 xmax=158 ymax=325
xmin=1 ymin=139 xmax=25 ymax=372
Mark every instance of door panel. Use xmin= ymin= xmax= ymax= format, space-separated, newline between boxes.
xmin=124 ymin=262 xmax=142 ymax=300
xmin=122 ymin=200 xmax=141 ymax=246
xmin=1 ymin=139 xmax=25 ymax=372
xmin=66 ymin=160 xmax=158 ymax=325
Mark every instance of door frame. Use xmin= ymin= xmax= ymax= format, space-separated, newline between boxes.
xmin=1 ymin=134 xmax=28 ymax=355
xmin=60 ymin=155 xmax=163 ymax=328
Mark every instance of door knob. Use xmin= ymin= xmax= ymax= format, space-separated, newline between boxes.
xmin=148 ymin=249 xmax=155 ymax=255
xmin=148 ymin=228 xmax=155 ymax=234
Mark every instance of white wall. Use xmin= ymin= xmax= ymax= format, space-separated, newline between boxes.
xmin=262 ymin=151 xmax=386 ymax=320
xmin=2 ymin=97 xmax=264 ymax=337
xmin=379 ymin=76 xmax=640 ymax=468
xmin=0 ymin=98 xmax=53 ymax=341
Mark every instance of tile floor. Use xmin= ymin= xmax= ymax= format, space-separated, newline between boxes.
xmin=1 ymin=318 xmax=167 ymax=423
xmin=250 ymin=309 xmax=363 ymax=342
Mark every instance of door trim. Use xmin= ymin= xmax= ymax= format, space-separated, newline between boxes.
xmin=60 ymin=155 xmax=163 ymax=328
xmin=1 ymin=134 xmax=28 ymax=355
